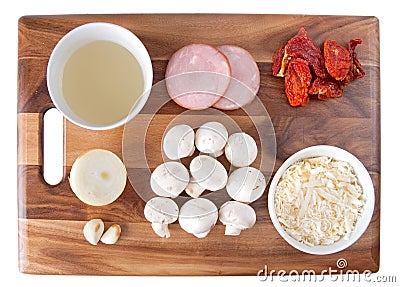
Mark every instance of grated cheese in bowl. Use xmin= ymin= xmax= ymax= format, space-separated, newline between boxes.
xmin=268 ymin=146 xmax=375 ymax=255
xmin=274 ymin=156 xmax=365 ymax=247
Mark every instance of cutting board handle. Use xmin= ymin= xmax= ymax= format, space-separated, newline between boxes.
xmin=43 ymin=108 xmax=64 ymax=185
xmin=17 ymin=108 xmax=65 ymax=185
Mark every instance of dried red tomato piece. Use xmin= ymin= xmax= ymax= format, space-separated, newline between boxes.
xmin=272 ymin=45 xmax=286 ymax=77
xmin=309 ymin=76 xmax=344 ymax=100
xmin=343 ymin=38 xmax=366 ymax=85
xmin=285 ymin=58 xmax=312 ymax=106
xmin=285 ymin=28 xmax=328 ymax=79
xmin=324 ymin=40 xmax=350 ymax=81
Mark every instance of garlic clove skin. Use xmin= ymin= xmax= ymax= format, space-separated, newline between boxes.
xmin=100 ymin=224 xmax=121 ymax=244
xmin=83 ymin=219 xmax=104 ymax=245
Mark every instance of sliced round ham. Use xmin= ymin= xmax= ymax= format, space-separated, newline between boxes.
xmin=213 ymin=45 xmax=260 ymax=110
xmin=165 ymin=44 xmax=231 ymax=110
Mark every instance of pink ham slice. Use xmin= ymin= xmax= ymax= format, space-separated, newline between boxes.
xmin=165 ymin=44 xmax=231 ymax=110
xmin=213 ymin=45 xmax=260 ymax=110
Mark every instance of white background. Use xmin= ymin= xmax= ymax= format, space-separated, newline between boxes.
xmin=2 ymin=0 xmax=399 ymax=286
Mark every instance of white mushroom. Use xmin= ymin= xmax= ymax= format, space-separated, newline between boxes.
xmin=195 ymin=122 xmax=228 ymax=154
xmin=144 ymin=197 xmax=179 ymax=238
xmin=213 ymin=149 xmax=224 ymax=157
xmin=219 ymin=201 xmax=256 ymax=236
xmin=226 ymin=167 xmax=266 ymax=203
xmin=178 ymin=198 xmax=218 ymax=238
xmin=189 ymin=155 xmax=228 ymax=191
xmin=188 ymin=145 xmax=196 ymax=157
xmin=69 ymin=149 xmax=127 ymax=206
xmin=150 ymin=162 xmax=189 ymax=198
xmin=185 ymin=177 xmax=206 ymax=198
xmin=201 ymin=149 xmax=224 ymax=158
xmin=225 ymin=132 xmax=258 ymax=167
xmin=163 ymin=124 xmax=195 ymax=160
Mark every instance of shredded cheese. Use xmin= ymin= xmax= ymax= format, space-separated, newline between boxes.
xmin=274 ymin=156 xmax=364 ymax=246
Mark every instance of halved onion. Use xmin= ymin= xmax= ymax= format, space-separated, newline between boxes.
xmin=69 ymin=149 xmax=127 ymax=206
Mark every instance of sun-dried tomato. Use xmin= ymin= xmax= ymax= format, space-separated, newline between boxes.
xmin=324 ymin=40 xmax=350 ymax=81
xmin=285 ymin=58 xmax=312 ymax=106
xmin=271 ymin=28 xmax=365 ymax=107
xmin=285 ymin=28 xmax=328 ymax=79
xmin=272 ymin=45 xmax=286 ymax=77
xmin=343 ymin=38 xmax=365 ymax=85
xmin=308 ymin=76 xmax=344 ymax=100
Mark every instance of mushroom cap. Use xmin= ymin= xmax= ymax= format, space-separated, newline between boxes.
xmin=178 ymin=198 xmax=218 ymax=236
xmin=225 ymin=132 xmax=258 ymax=167
xmin=189 ymin=155 xmax=228 ymax=191
xmin=200 ymin=149 xmax=224 ymax=158
xmin=226 ymin=167 xmax=266 ymax=203
xmin=219 ymin=201 xmax=256 ymax=232
xmin=195 ymin=122 xmax=228 ymax=154
xmin=150 ymin=162 xmax=189 ymax=198
xmin=144 ymin=197 xmax=179 ymax=224
xmin=163 ymin=124 xmax=195 ymax=160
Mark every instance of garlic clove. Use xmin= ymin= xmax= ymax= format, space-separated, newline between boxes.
xmin=100 ymin=224 xmax=121 ymax=244
xmin=83 ymin=219 xmax=104 ymax=245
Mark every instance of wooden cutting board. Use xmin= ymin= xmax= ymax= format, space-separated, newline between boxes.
xmin=17 ymin=14 xmax=380 ymax=275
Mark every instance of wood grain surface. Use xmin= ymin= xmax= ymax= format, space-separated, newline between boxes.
xmin=17 ymin=14 xmax=380 ymax=275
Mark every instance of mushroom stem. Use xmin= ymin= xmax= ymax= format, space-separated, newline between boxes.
xmin=224 ymin=224 xmax=242 ymax=236
xmin=151 ymin=222 xmax=170 ymax=238
xmin=185 ymin=177 xmax=206 ymax=198
xmin=193 ymin=230 xmax=210 ymax=238
xmin=218 ymin=201 xmax=257 ymax=236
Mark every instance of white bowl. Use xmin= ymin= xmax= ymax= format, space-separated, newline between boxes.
xmin=268 ymin=145 xmax=375 ymax=255
xmin=47 ymin=22 xmax=153 ymax=130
